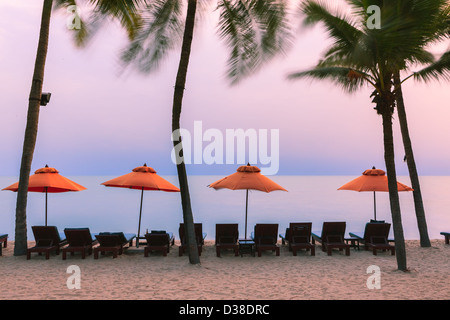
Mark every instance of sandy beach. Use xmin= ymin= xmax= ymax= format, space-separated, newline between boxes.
xmin=0 ymin=239 xmax=448 ymax=301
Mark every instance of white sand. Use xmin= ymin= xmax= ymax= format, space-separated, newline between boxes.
xmin=0 ymin=240 xmax=448 ymax=300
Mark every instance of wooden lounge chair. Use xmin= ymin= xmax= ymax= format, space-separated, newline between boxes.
xmin=289 ymin=223 xmax=315 ymax=256
xmin=280 ymin=222 xmax=313 ymax=252
xmin=312 ymin=222 xmax=350 ymax=256
xmin=440 ymin=232 xmax=449 ymax=245
xmin=253 ymin=224 xmax=280 ymax=257
xmin=178 ymin=223 xmax=205 ymax=256
xmin=367 ymin=236 xmax=395 ymax=255
xmin=94 ymin=232 xmax=136 ymax=259
xmin=349 ymin=223 xmax=395 ymax=255
xmin=27 ymin=226 xmax=68 ymax=260
xmin=215 ymin=224 xmax=239 ymax=257
xmin=62 ymin=228 xmax=98 ymax=260
xmin=0 ymin=234 xmax=7 ymax=256
xmin=144 ymin=232 xmax=172 ymax=257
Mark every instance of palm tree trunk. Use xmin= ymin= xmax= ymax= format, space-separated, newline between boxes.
xmin=381 ymin=105 xmax=408 ymax=271
xmin=393 ymin=72 xmax=431 ymax=247
xmin=14 ymin=0 xmax=54 ymax=256
xmin=171 ymin=0 xmax=200 ymax=264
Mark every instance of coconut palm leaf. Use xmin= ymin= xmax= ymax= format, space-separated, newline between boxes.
xmin=414 ymin=50 xmax=450 ymax=82
xmin=300 ymin=0 xmax=362 ymax=61
xmin=217 ymin=0 xmax=292 ymax=84
xmin=58 ymin=0 xmax=148 ymax=47
xmin=121 ymin=0 xmax=184 ymax=72
xmin=288 ymin=66 xmax=374 ymax=93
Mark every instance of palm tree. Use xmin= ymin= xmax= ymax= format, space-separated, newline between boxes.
xmin=14 ymin=0 xmax=54 ymax=256
xmin=291 ymin=0 xmax=450 ymax=268
xmin=115 ymin=0 xmax=291 ymax=264
xmin=13 ymin=0 xmax=146 ymax=256
xmin=376 ymin=0 xmax=449 ymax=249
xmin=358 ymin=0 xmax=450 ymax=248
xmin=287 ymin=0 xmax=448 ymax=270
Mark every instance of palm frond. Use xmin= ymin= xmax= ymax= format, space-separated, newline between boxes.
xmin=217 ymin=0 xmax=292 ymax=84
xmin=300 ymin=0 xmax=363 ymax=59
xmin=121 ymin=0 xmax=184 ymax=73
xmin=414 ymin=50 xmax=450 ymax=82
xmin=288 ymin=66 xmax=374 ymax=93
xmin=86 ymin=0 xmax=148 ymax=39
xmin=57 ymin=0 xmax=147 ymax=47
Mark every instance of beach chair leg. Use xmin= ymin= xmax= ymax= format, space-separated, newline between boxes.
xmin=311 ymin=246 xmax=315 ymax=256
xmin=276 ymin=248 xmax=280 ymax=256
xmin=62 ymin=251 xmax=67 ymax=260
xmin=94 ymin=249 xmax=99 ymax=259
xmin=345 ymin=247 xmax=350 ymax=256
xmin=27 ymin=250 xmax=31 ymax=260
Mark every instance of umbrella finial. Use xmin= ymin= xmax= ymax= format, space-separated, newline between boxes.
xmin=247 ymin=162 xmax=251 ymax=166
xmin=45 ymin=164 xmax=49 ymax=168
xmin=372 ymin=166 xmax=376 ymax=169
xmin=143 ymin=163 xmax=147 ymax=167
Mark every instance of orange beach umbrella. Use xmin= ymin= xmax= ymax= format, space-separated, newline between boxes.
xmin=208 ymin=164 xmax=287 ymax=239
xmin=101 ymin=164 xmax=180 ymax=246
xmin=2 ymin=165 xmax=86 ymax=226
xmin=338 ymin=167 xmax=413 ymax=220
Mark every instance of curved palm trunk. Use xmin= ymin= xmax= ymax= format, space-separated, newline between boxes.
xmin=380 ymin=99 xmax=408 ymax=271
xmin=393 ymin=72 xmax=431 ymax=247
xmin=171 ymin=0 xmax=200 ymax=264
xmin=14 ymin=0 xmax=54 ymax=256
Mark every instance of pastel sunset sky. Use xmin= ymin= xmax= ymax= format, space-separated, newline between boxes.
xmin=1 ymin=0 xmax=449 ymax=177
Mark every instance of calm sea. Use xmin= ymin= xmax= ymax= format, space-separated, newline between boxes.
xmin=1 ymin=175 xmax=448 ymax=241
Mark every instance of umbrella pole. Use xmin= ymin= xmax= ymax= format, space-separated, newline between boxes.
xmin=245 ymin=189 xmax=249 ymax=240
xmin=137 ymin=187 xmax=144 ymax=248
xmin=45 ymin=187 xmax=48 ymax=226
xmin=373 ymin=191 xmax=377 ymax=221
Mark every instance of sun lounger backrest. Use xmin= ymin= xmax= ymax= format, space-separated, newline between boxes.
xmin=179 ymin=223 xmax=203 ymax=245
xmin=215 ymin=224 xmax=239 ymax=244
xmin=32 ymin=226 xmax=61 ymax=246
xmin=321 ymin=222 xmax=346 ymax=239
xmin=95 ymin=234 xmax=123 ymax=246
xmin=64 ymin=228 xmax=92 ymax=246
xmin=97 ymin=232 xmax=128 ymax=245
xmin=254 ymin=224 xmax=278 ymax=245
xmin=145 ymin=233 xmax=169 ymax=246
xmin=364 ymin=223 xmax=391 ymax=243
xmin=289 ymin=223 xmax=312 ymax=242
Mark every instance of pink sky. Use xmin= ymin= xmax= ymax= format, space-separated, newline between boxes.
xmin=1 ymin=1 xmax=449 ymax=176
